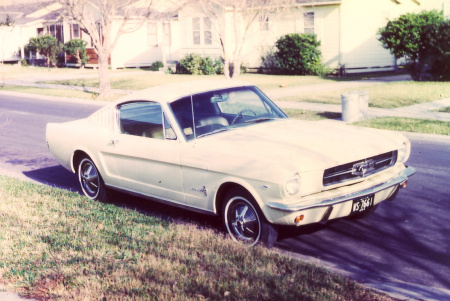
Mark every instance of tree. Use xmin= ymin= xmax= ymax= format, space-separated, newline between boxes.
xmin=427 ymin=20 xmax=450 ymax=81
xmin=199 ymin=0 xmax=296 ymax=79
xmin=57 ymin=0 xmax=157 ymax=97
xmin=64 ymin=39 xmax=89 ymax=66
xmin=25 ymin=35 xmax=63 ymax=67
xmin=378 ymin=10 xmax=446 ymax=81
xmin=1 ymin=14 xmax=15 ymax=86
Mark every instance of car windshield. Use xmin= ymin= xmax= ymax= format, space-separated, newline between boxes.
xmin=170 ymin=86 xmax=287 ymax=141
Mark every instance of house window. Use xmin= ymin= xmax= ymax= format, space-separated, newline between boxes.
xmin=259 ymin=15 xmax=269 ymax=31
xmin=304 ymin=12 xmax=314 ymax=34
xmin=204 ymin=17 xmax=212 ymax=45
xmin=48 ymin=24 xmax=64 ymax=43
xmin=163 ymin=23 xmax=171 ymax=46
xmin=193 ymin=17 xmax=201 ymax=45
xmin=37 ymin=28 xmax=44 ymax=36
xmin=73 ymin=24 xmax=80 ymax=38
xmin=49 ymin=24 xmax=56 ymax=36
xmin=119 ymin=102 xmax=175 ymax=140
xmin=147 ymin=22 xmax=157 ymax=46
xmin=193 ymin=17 xmax=212 ymax=45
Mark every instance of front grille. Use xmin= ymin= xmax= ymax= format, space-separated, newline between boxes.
xmin=323 ymin=151 xmax=397 ymax=186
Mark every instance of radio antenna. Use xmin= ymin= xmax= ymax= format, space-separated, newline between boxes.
xmin=190 ymin=85 xmax=197 ymax=140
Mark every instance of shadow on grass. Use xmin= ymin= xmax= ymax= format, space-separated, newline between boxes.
xmin=23 ymin=165 xmax=223 ymax=234
xmin=318 ymin=112 xmax=341 ymax=119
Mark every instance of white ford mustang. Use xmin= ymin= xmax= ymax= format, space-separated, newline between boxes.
xmin=46 ymin=80 xmax=415 ymax=247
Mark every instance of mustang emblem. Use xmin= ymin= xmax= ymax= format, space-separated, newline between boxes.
xmin=352 ymin=159 xmax=375 ymax=177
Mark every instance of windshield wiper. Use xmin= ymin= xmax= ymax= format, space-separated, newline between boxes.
xmin=196 ymin=128 xmax=228 ymax=139
xmin=243 ymin=117 xmax=275 ymax=124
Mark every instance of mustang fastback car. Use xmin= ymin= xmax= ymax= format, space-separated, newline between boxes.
xmin=46 ymin=80 xmax=415 ymax=247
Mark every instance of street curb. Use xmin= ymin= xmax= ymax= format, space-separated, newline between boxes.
xmin=0 ymin=90 xmax=109 ymax=107
xmin=277 ymin=249 xmax=450 ymax=301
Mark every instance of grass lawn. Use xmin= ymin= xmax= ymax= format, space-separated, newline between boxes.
xmin=281 ymin=81 xmax=450 ymax=109
xmin=45 ymin=72 xmax=340 ymax=90
xmin=284 ymin=110 xmax=450 ymax=135
xmin=354 ymin=117 xmax=450 ymax=135
xmin=0 ymin=176 xmax=395 ymax=300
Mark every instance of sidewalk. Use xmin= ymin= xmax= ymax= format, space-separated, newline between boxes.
xmin=4 ymin=72 xmax=450 ymax=122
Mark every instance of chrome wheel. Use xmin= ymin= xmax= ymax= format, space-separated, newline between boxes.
xmin=225 ymin=197 xmax=261 ymax=245
xmin=78 ymin=158 xmax=100 ymax=199
xmin=222 ymin=188 xmax=278 ymax=247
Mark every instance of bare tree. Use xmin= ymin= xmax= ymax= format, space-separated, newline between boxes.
xmin=57 ymin=0 xmax=158 ymax=97
xmin=1 ymin=14 xmax=15 ymax=87
xmin=199 ymin=0 xmax=296 ymax=79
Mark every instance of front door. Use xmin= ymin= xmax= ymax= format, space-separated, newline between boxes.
xmin=106 ymin=101 xmax=184 ymax=203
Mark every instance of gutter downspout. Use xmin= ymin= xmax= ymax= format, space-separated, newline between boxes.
xmin=338 ymin=3 xmax=342 ymax=68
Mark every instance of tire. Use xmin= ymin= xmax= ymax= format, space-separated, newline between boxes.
xmin=222 ymin=188 xmax=278 ymax=247
xmin=78 ymin=157 xmax=108 ymax=202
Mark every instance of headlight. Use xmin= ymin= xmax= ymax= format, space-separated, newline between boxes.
xmin=285 ymin=174 xmax=301 ymax=196
xmin=397 ymin=141 xmax=410 ymax=163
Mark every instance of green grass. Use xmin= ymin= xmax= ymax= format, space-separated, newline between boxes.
xmin=286 ymin=109 xmax=450 ymax=135
xmin=437 ymin=106 xmax=450 ymax=113
xmin=0 ymin=176 xmax=394 ymax=301
xmin=281 ymin=81 xmax=450 ymax=109
xmin=354 ymin=117 xmax=450 ymax=135
xmin=45 ymin=73 xmax=340 ymax=90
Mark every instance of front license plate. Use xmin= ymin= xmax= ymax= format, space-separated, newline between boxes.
xmin=351 ymin=194 xmax=374 ymax=214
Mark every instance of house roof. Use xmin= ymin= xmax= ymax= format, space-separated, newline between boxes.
xmin=0 ymin=1 xmax=59 ymax=25
xmin=296 ymin=0 xmax=341 ymax=5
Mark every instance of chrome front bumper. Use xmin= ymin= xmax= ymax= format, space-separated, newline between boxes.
xmin=268 ymin=166 xmax=416 ymax=212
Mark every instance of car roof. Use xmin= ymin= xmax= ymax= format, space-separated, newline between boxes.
xmin=115 ymin=79 xmax=254 ymax=105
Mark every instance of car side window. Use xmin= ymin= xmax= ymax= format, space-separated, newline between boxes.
xmin=119 ymin=101 xmax=175 ymax=140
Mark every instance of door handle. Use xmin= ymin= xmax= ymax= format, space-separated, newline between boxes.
xmin=110 ymin=139 xmax=119 ymax=145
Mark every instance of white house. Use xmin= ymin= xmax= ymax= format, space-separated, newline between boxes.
xmin=1 ymin=0 xmax=448 ymax=73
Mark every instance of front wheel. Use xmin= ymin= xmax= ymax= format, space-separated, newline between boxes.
xmin=78 ymin=157 xmax=108 ymax=202
xmin=222 ymin=188 xmax=278 ymax=247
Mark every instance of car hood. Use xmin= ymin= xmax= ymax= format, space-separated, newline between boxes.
xmin=194 ymin=119 xmax=406 ymax=173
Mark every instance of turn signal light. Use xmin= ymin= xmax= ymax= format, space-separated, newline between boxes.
xmin=295 ymin=215 xmax=304 ymax=223
xmin=400 ymin=180 xmax=407 ymax=188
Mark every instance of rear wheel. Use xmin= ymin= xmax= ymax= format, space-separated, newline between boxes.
xmin=222 ymin=188 xmax=278 ymax=247
xmin=78 ymin=157 xmax=108 ymax=202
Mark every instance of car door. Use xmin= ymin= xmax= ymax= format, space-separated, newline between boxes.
xmin=105 ymin=101 xmax=184 ymax=203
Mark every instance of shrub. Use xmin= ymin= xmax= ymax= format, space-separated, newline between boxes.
xmin=428 ymin=20 xmax=450 ymax=81
xmin=274 ymin=33 xmax=324 ymax=75
xmin=64 ymin=39 xmax=88 ymax=66
xmin=378 ymin=10 xmax=449 ymax=81
xmin=176 ymin=54 xmax=223 ymax=75
xmin=25 ymin=35 xmax=62 ymax=67
xmin=150 ymin=61 xmax=164 ymax=71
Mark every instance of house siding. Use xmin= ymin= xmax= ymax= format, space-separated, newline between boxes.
xmin=339 ymin=0 xmax=425 ymax=72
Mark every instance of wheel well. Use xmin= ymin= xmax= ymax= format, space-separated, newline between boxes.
xmin=73 ymin=150 xmax=89 ymax=174
xmin=215 ymin=182 xmax=251 ymax=215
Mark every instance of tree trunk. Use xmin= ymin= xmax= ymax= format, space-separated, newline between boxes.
xmin=97 ymin=50 xmax=112 ymax=97
xmin=223 ymin=58 xmax=231 ymax=79
xmin=231 ymin=58 xmax=241 ymax=79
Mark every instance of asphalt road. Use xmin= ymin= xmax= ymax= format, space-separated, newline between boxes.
xmin=1 ymin=92 xmax=450 ymax=299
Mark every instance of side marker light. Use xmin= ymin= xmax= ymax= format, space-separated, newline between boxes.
xmin=295 ymin=215 xmax=304 ymax=223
